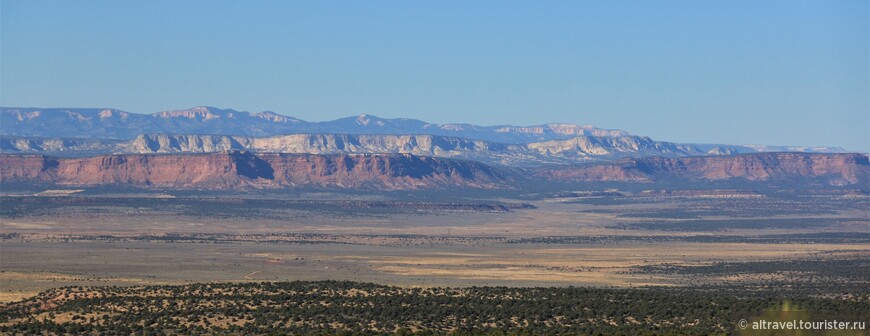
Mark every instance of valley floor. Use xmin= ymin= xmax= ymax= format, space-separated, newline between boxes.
xmin=0 ymin=190 xmax=868 ymax=334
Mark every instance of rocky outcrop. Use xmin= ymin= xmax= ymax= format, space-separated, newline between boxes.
xmin=0 ymin=136 xmax=123 ymax=154
xmin=633 ymin=153 xmax=868 ymax=183
xmin=0 ymin=155 xmax=58 ymax=181
xmin=261 ymin=153 xmax=507 ymax=189
xmin=536 ymin=153 xmax=870 ymax=185
xmin=0 ymin=152 xmax=509 ymax=190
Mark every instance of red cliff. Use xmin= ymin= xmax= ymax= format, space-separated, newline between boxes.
xmin=536 ymin=153 xmax=869 ymax=185
xmin=0 ymin=152 xmax=508 ymax=190
xmin=2 ymin=152 xmax=866 ymax=190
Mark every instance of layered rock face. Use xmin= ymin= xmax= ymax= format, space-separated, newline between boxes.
xmin=0 ymin=155 xmax=57 ymax=181
xmin=633 ymin=153 xmax=868 ymax=183
xmin=0 ymin=152 xmax=509 ymax=190
xmin=128 ymin=134 xmax=252 ymax=153
xmin=261 ymin=153 xmax=506 ymax=189
xmin=0 ymin=153 xmax=258 ymax=188
xmin=128 ymin=134 xmax=700 ymax=161
xmin=537 ymin=153 xmax=869 ymax=185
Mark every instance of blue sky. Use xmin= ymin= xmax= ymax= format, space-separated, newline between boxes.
xmin=1 ymin=1 xmax=867 ymax=150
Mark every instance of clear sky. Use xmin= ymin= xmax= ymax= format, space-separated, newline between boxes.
xmin=1 ymin=1 xmax=867 ymax=150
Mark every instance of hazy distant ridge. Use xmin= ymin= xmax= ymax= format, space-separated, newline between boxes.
xmin=1 ymin=106 xmax=849 ymax=166
xmin=1 ymin=106 xmax=629 ymax=144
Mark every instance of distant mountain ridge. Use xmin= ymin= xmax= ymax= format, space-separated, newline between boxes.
xmin=0 ymin=133 xmax=709 ymax=166
xmin=2 ymin=106 xmax=851 ymax=169
xmin=0 ymin=132 xmax=851 ymax=167
xmin=1 ymin=106 xmax=630 ymax=143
